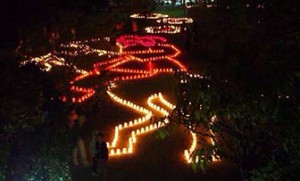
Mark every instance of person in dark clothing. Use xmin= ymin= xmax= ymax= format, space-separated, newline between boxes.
xmin=68 ymin=110 xmax=89 ymax=166
xmin=90 ymin=132 xmax=109 ymax=179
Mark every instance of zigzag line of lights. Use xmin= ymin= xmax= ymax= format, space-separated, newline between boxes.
xmin=107 ymin=92 xmax=173 ymax=156
xmin=145 ymin=93 xmax=213 ymax=164
xmin=106 ymin=91 xmax=205 ymax=164
xmin=152 ymin=93 xmax=218 ymax=164
xmin=147 ymin=95 xmax=200 ymax=164
xmin=130 ymin=13 xmax=169 ymax=19
xmin=107 ymin=91 xmax=152 ymax=155
xmin=156 ymin=17 xmax=193 ymax=24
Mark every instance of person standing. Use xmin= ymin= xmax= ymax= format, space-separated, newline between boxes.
xmin=90 ymin=130 xmax=99 ymax=175
xmin=69 ymin=110 xmax=89 ymax=166
xmin=90 ymin=132 xmax=109 ymax=180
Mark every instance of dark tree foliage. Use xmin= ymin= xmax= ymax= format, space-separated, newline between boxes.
xmin=0 ymin=58 xmax=71 ymax=180
xmin=164 ymin=0 xmax=300 ymax=180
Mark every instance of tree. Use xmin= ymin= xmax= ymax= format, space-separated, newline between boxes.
xmin=169 ymin=67 xmax=298 ymax=180
xmin=161 ymin=0 xmax=300 ymax=180
xmin=0 ymin=58 xmax=71 ymax=180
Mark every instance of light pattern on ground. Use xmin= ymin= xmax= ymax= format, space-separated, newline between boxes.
xmin=21 ymin=35 xmax=218 ymax=164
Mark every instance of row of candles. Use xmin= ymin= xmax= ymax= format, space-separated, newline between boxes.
xmin=106 ymin=91 xmax=152 ymax=155
xmin=107 ymin=92 xmax=174 ymax=156
xmin=112 ymin=68 xmax=175 ymax=82
xmin=130 ymin=13 xmax=169 ymax=20
xmin=106 ymin=91 xmax=204 ymax=164
xmin=67 ymin=36 xmax=111 ymax=44
xmin=156 ymin=17 xmax=193 ymax=25
xmin=145 ymin=25 xmax=182 ymax=34
xmin=130 ymin=13 xmax=194 ymax=25
xmin=110 ymin=68 xmax=173 ymax=75
xmin=133 ymin=14 xmax=193 ymax=34
xmin=122 ymin=49 xmax=164 ymax=55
